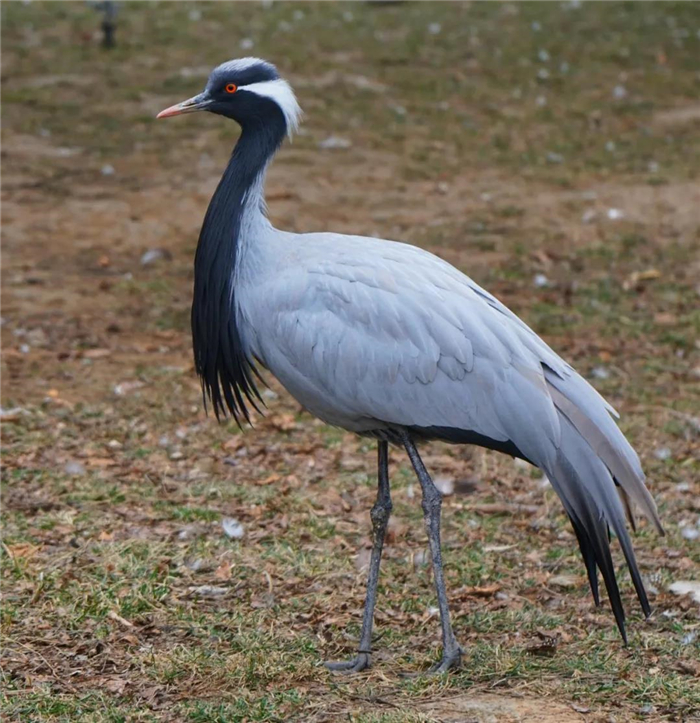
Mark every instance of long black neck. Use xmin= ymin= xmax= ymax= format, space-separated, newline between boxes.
xmin=192 ymin=115 xmax=285 ymax=422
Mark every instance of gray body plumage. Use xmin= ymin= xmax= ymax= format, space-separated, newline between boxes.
xmin=246 ymin=231 xmax=599 ymax=438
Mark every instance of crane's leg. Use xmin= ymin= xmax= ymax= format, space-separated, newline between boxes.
xmin=325 ymin=440 xmax=392 ymax=673
xmin=401 ymin=432 xmax=462 ymax=673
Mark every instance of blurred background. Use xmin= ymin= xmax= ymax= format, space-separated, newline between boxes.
xmin=2 ymin=3 xmax=699 ymax=721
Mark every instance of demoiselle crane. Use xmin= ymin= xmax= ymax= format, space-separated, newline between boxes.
xmin=157 ymin=58 xmax=664 ymax=673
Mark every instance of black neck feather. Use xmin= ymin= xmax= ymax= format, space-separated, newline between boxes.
xmin=192 ymin=109 xmax=286 ymax=422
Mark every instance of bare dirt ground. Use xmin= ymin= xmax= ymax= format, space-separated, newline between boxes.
xmin=2 ymin=3 xmax=699 ymax=722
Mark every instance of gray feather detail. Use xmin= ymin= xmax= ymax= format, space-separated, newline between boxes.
xmin=618 ymin=488 xmax=637 ymax=532
xmin=545 ymin=373 xmax=663 ymax=535
xmin=544 ymin=416 xmax=652 ymax=641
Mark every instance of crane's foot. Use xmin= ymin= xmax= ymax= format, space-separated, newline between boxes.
xmin=397 ymin=646 xmax=463 ymax=678
xmin=324 ymin=651 xmax=371 ymax=673
xmin=428 ymin=645 xmax=462 ymax=674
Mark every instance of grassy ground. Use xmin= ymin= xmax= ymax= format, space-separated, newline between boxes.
xmin=2 ymin=2 xmax=699 ymax=721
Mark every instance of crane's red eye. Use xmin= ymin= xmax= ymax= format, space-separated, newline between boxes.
xmin=225 ymin=83 xmax=237 ymax=94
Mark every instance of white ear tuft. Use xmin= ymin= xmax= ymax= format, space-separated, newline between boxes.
xmin=243 ymin=79 xmax=303 ymax=137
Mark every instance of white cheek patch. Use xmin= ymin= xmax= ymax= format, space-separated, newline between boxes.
xmin=242 ymin=79 xmax=302 ymax=136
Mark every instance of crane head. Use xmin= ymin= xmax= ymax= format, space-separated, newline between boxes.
xmin=157 ymin=57 xmax=301 ymax=137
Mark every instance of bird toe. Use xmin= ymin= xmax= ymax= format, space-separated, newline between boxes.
xmin=428 ymin=647 xmax=462 ymax=674
xmin=323 ymin=652 xmax=371 ymax=673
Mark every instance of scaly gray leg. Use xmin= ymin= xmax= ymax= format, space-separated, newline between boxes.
xmin=401 ymin=432 xmax=462 ymax=673
xmin=325 ymin=441 xmax=392 ymax=673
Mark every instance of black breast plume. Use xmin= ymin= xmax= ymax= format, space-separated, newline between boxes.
xmin=191 ymin=113 xmax=286 ymax=424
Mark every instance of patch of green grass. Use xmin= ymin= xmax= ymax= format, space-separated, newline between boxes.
xmin=0 ymin=690 xmax=157 ymax=723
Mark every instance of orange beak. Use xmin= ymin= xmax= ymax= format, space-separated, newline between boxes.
xmin=157 ymin=93 xmax=210 ymax=119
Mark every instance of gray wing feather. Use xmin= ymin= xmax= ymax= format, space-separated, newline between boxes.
xmin=546 ymin=416 xmax=652 ymax=640
xmin=544 ymin=368 xmax=663 ymax=534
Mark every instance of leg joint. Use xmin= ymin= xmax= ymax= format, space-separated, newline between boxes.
xmin=421 ymin=488 xmax=442 ymax=516
xmin=370 ymin=499 xmax=392 ymax=527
